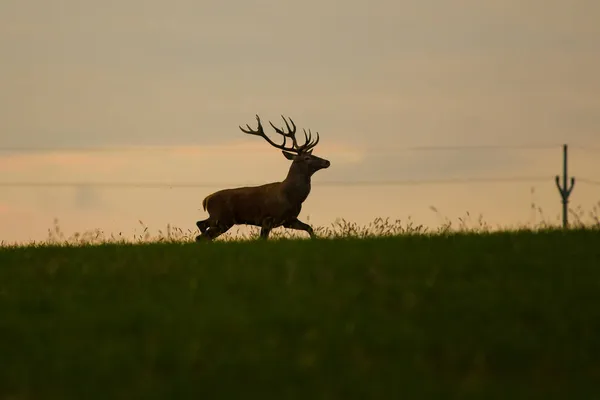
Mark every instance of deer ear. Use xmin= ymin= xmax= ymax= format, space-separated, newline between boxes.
xmin=282 ymin=151 xmax=295 ymax=160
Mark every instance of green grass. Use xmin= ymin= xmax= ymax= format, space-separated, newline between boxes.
xmin=1 ymin=228 xmax=600 ymax=399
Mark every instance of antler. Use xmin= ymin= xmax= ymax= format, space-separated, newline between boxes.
xmin=239 ymin=114 xmax=320 ymax=154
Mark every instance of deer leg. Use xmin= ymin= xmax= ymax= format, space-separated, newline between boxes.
xmin=195 ymin=229 xmax=213 ymax=242
xmin=195 ymin=221 xmax=232 ymax=242
xmin=207 ymin=224 xmax=231 ymax=240
xmin=196 ymin=219 xmax=210 ymax=233
xmin=283 ymin=218 xmax=316 ymax=239
xmin=259 ymin=227 xmax=271 ymax=239
xmin=258 ymin=218 xmax=276 ymax=240
xmin=194 ymin=218 xmax=212 ymax=242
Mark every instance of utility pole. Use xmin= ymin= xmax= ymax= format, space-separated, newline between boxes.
xmin=555 ymin=144 xmax=575 ymax=229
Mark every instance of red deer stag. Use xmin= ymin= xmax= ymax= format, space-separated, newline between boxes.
xmin=195 ymin=114 xmax=330 ymax=241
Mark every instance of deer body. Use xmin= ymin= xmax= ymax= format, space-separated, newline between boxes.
xmin=195 ymin=115 xmax=330 ymax=241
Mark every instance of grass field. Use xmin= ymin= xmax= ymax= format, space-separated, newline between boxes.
xmin=1 ymin=226 xmax=600 ymax=399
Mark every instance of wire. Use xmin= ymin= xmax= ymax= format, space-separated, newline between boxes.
xmin=571 ymin=145 xmax=600 ymax=154
xmin=315 ymin=177 xmax=551 ymax=186
xmin=0 ymin=146 xmax=203 ymax=153
xmin=0 ymin=176 xmax=552 ymax=189
xmin=579 ymin=178 xmax=600 ymax=186
xmin=0 ymin=143 xmax=564 ymax=153
xmin=379 ymin=144 xmax=562 ymax=151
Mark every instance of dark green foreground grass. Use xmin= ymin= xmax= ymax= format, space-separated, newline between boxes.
xmin=1 ymin=229 xmax=600 ymax=399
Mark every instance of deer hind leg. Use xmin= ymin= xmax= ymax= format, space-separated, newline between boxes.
xmin=195 ymin=219 xmax=232 ymax=242
xmin=206 ymin=224 xmax=232 ymax=240
xmin=194 ymin=218 xmax=211 ymax=242
xmin=283 ymin=218 xmax=316 ymax=239
xmin=196 ymin=219 xmax=210 ymax=233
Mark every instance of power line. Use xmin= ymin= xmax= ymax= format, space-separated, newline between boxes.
xmin=0 ymin=143 xmax=564 ymax=154
xmin=0 ymin=146 xmax=192 ymax=153
xmin=579 ymin=178 xmax=600 ymax=186
xmin=0 ymin=176 xmax=552 ymax=189
xmin=383 ymin=144 xmax=561 ymax=151
xmin=315 ymin=177 xmax=551 ymax=186
xmin=571 ymin=145 xmax=600 ymax=154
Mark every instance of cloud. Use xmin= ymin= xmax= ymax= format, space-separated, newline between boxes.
xmin=0 ymin=141 xmax=366 ymax=185
xmin=0 ymin=201 xmax=49 ymax=244
xmin=2 ymin=0 xmax=600 ymax=151
xmin=0 ymin=203 xmax=10 ymax=215
xmin=74 ymin=185 xmax=102 ymax=210
xmin=0 ymin=151 xmax=128 ymax=174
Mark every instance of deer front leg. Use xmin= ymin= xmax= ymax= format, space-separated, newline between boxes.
xmin=259 ymin=227 xmax=271 ymax=239
xmin=283 ymin=218 xmax=316 ymax=239
xmin=259 ymin=217 xmax=275 ymax=240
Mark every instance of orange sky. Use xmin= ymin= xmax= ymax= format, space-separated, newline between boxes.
xmin=1 ymin=0 xmax=599 ymax=243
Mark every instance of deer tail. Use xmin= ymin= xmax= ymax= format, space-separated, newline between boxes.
xmin=202 ymin=194 xmax=211 ymax=211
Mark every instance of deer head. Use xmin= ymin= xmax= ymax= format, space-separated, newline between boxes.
xmin=239 ymin=114 xmax=331 ymax=179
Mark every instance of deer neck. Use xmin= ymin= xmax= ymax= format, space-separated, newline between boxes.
xmin=282 ymin=163 xmax=312 ymax=204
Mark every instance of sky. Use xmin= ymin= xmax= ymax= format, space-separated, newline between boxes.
xmin=1 ymin=0 xmax=600 ymax=243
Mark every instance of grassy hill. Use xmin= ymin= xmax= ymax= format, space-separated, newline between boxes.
xmin=1 ymin=228 xmax=599 ymax=399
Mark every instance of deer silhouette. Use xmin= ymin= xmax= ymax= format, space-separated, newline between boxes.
xmin=195 ymin=114 xmax=330 ymax=241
